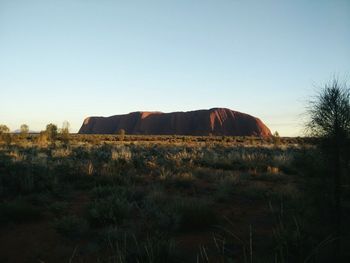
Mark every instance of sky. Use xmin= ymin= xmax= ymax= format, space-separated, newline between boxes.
xmin=0 ymin=0 xmax=349 ymax=136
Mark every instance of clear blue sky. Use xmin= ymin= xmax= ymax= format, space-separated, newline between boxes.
xmin=1 ymin=0 xmax=349 ymax=136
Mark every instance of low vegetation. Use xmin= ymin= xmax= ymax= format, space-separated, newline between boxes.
xmin=0 ymin=133 xmax=349 ymax=262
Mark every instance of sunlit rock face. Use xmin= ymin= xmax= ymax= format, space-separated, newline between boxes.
xmin=78 ymin=108 xmax=272 ymax=137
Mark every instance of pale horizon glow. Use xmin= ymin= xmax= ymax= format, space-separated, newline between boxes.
xmin=1 ymin=0 xmax=349 ymax=136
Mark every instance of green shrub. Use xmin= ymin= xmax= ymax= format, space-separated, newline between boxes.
xmin=45 ymin=123 xmax=58 ymax=142
xmin=0 ymin=162 xmax=55 ymax=195
xmin=143 ymin=193 xmax=217 ymax=232
xmin=87 ymin=195 xmax=133 ymax=226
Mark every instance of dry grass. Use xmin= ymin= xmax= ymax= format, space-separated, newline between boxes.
xmin=0 ymin=134 xmax=346 ymax=262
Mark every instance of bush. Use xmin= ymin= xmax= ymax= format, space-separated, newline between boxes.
xmin=59 ymin=121 xmax=70 ymax=145
xmin=0 ymin=124 xmax=11 ymax=145
xmin=116 ymin=129 xmax=126 ymax=141
xmin=20 ymin=124 xmax=29 ymax=139
xmin=45 ymin=123 xmax=58 ymax=142
xmin=1 ymin=163 xmax=55 ymax=195
xmin=87 ymin=195 xmax=133 ymax=226
xmin=143 ymin=193 xmax=217 ymax=232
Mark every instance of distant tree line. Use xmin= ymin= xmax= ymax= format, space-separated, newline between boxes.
xmin=0 ymin=121 xmax=71 ymax=146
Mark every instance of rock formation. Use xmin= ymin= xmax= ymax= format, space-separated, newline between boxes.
xmin=78 ymin=108 xmax=271 ymax=137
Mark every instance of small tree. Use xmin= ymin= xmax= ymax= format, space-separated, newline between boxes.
xmin=0 ymin=125 xmax=10 ymax=134
xmin=20 ymin=124 xmax=29 ymax=139
xmin=46 ymin=123 xmax=58 ymax=143
xmin=0 ymin=124 xmax=11 ymax=145
xmin=37 ymin=131 xmax=48 ymax=146
xmin=117 ymin=129 xmax=126 ymax=141
xmin=60 ymin=121 xmax=70 ymax=145
xmin=306 ymin=78 xmax=350 ymax=258
xmin=272 ymin=131 xmax=281 ymax=146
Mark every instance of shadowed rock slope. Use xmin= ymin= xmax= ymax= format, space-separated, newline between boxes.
xmin=78 ymin=108 xmax=272 ymax=137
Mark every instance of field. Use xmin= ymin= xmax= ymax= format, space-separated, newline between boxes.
xmin=0 ymin=135 xmax=349 ymax=262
